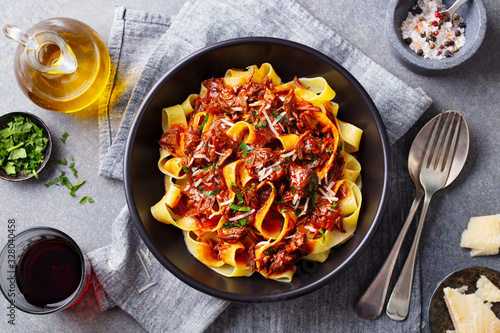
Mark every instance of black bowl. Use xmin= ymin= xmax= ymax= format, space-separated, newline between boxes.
xmin=124 ymin=37 xmax=390 ymax=302
xmin=0 ymin=111 xmax=52 ymax=181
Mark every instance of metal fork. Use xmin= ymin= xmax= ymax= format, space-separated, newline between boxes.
xmin=386 ymin=111 xmax=462 ymax=321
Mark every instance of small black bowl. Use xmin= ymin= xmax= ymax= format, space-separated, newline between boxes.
xmin=0 ymin=112 xmax=52 ymax=181
xmin=124 ymin=37 xmax=391 ymax=302
xmin=428 ymin=266 xmax=500 ymax=333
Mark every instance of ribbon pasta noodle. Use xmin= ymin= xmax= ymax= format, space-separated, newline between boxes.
xmin=151 ymin=63 xmax=363 ymax=282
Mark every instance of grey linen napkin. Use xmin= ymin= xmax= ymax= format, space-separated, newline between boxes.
xmin=90 ymin=1 xmax=433 ymax=332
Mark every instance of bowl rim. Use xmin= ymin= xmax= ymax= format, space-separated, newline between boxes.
xmin=0 ymin=111 xmax=52 ymax=182
xmin=386 ymin=0 xmax=487 ymax=74
xmin=124 ymin=36 xmax=391 ymax=302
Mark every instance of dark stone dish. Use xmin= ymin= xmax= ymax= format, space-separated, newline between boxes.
xmin=428 ymin=266 xmax=500 ymax=332
xmin=0 ymin=111 xmax=52 ymax=181
xmin=386 ymin=0 xmax=486 ymax=75
xmin=124 ymin=37 xmax=390 ymax=302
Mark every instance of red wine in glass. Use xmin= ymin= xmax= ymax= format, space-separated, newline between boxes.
xmin=16 ymin=238 xmax=83 ymax=307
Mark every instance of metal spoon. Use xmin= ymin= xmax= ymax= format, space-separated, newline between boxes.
xmin=386 ymin=111 xmax=469 ymax=321
xmin=439 ymin=0 xmax=469 ymax=21
xmin=355 ymin=111 xmax=469 ymax=320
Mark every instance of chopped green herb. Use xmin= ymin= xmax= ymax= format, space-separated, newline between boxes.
xmin=338 ymin=141 xmax=344 ymax=152
xmin=236 ymin=219 xmax=249 ymax=227
xmin=326 ymin=147 xmax=333 ymax=153
xmin=264 ymin=249 xmax=271 ymax=256
xmin=231 ymin=181 xmax=237 ymax=188
xmin=272 ymin=166 xmax=280 ymax=171
xmin=182 ymin=166 xmax=190 ymax=173
xmin=69 ymin=180 xmax=85 ymax=196
xmin=197 ymin=186 xmax=220 ymax=196
xmin=0 ymin=116 xmax=49 ymax=178
xmin=330 ymin=202 xmax=338 ymax=212
xmin=239 ymin=142 xmax=253 ymax=157
xmin=254 ymin=120 xmax=267 ymax=129
xmin=69 ymin=162 xmax=78 ymax=177
xmin=229 ymin=203 xmax=251 ymax=212
xmin=45 ymin=176 xmax=61 ymax=187
xmin=199 ymin=115 xmax=209 ymax=134
xmin=60 ymin=132 xmax=69 ymax=143
xmin=50 ymin=158 xmax=67 ymax=166
xmin=311 ymin=178 xmax=318 ymax=185
xmin=79 ymin=196 xmax=95 ymax=204
xmin=236 ymin=189 xmax=244 ymax=204
xmin=295 ymin=209 xmax=302 ymax=216
xmin=310 ymin=191 xmax=318 ymax=209
xmin=274 ymin=114 xmax=287 ymax=123
xmin=246 ymin=184 xmax=256 ymax=191
xmin=319 ymin=228 xmax=326 ymax=243
xmin=222 ymin=219 xmax=249 ymax=229
xmin=290 ymin=185 xmax=296 ymax=195
xmin=58 ymin=171 xmax=73 ymax=189
xmin=280 ymin=208 xmax=291 ymax=213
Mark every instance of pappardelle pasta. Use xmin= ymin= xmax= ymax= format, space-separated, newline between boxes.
xmin=151 ymin=63 xmax=363 ymax=282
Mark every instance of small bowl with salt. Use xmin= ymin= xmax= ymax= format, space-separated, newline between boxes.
xmin=386 ymin=0 xmax=486 ymax=75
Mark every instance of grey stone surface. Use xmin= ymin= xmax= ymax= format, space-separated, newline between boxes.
xmin=0 ymin=0 xmax=498 ymax=332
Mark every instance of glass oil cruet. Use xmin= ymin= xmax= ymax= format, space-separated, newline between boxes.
xmin=3 ymin=18 xmax=110 ymax=113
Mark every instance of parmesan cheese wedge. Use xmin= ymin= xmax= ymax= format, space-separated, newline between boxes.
xmin=476 ymin=275 xmax=500 ymax=303
xmin=460 ymin=214 xmax=500 ymax=257
xmin=444 ymin=286 xmax=500 ymax=333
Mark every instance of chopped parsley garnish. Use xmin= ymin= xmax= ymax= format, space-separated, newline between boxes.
xmin=330 ymin=202 xmax=338 ymax=212
xmin=311 ymin=178 xmax=318 ymax=185
xmin=44 ymin=154 xmax=93 ymax=203
xmin=254 ymin=120 xmax=267 ymax=129
xmin=0 ymin=115 xmax=49 ymax=178
xmin=295 ymin=209 xmax=302 ymax=216
xmin=338 ymin=141 xmax=344 ymax=152
xmin=182 ymin=166 xmax=190 ymax=173
xmin=236 ymin=189 xmax=244 ymax=204
xmin=223 ymin=219 xmax=250 ymax=229
xmin=69 ymin=161 xmax=78 ymax=177
xmin=199 ymin=115 xmax=209 ymax=135
xmin=272 ymin=166 xmax=280 ymax=171
xmin=60 ymin=132 xmax=69 ymax=143
xmin=50 ymin=158 xmax=67 ymax=166
xmin=290 ymin=185 xmax=296 ymax=195
xmin=231 ymin=181 xmax=237 ymax=188
xmin=319 ymin=228 xmax=326 ymax=243
xmin=197 ymin=186 xmax=220 ymax=196
xmin=79 ymin=196 xmax=95 ymax=204
xmin=246 ymin=184 xmax=256 ymax=191
xmin=280 ymin=208 xmax=291 ymax=213
xmin=310 ymin=190 xmax=318 ymax=209
xmin=326 ymin=147 xmax=333 ymax=153
xmin=274 ymin=114 xmax=287 ymax=123
xmin=239 ymin=142 xmax=253 ymax=157
xmin=69 ymin=180 xmax=85 ymax=196
xmin=229 ymin=203 xmax=251 ymax=212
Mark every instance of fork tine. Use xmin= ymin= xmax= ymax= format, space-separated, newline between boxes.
xmin=435 ymin=112 xmax=457 ymax=171
xmin=422 ymin=113 xmax=444 ymax=169
xmin=428 ymin=112 xmax=452 ymax=170
xmin=441 ymin=112 xmax=461 ymax=174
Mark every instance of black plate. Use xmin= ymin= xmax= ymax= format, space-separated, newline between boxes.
xmin=124 ymin=37 xmax=390 ymax=302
